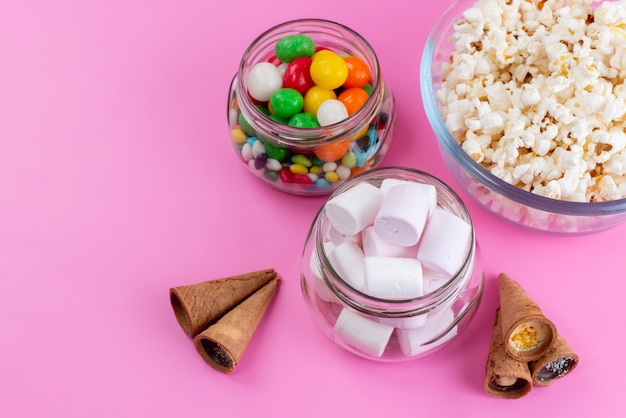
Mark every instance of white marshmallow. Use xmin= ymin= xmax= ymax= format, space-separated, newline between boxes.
xmin=421 ymin=267 xmax=452 ymax=295
xmin=377 ymin=313 xmax=427 ymax=329
xmin=333 ymin=308 xmax=394 ymax=357
xmin=325 ymin=182 xmax=384 ymax=236
xmin=374 ymin=183 xmax=436 ymax=247
xmin=364 ymin=256 xmax=423 ymax=300
xmin=309 ymin=241 xmax=337 ymax=302
xmin=417 ymin=208 xmax=471 ymax=276
xmin=380 ymin=179 xmax=438 ymax=203
xmin=361 ymin=226 xmax=418 ymax=258
xmin=396 ymin=308 xmax=458 ymax=357
xmin=328 ymin=241 xmax=365 ymax=292
xmin=326 ymin=225 xmax=361 ymax=247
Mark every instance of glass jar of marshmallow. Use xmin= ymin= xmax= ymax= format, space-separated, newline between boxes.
xmin=300 ymin=167 xmax=485 ymax=361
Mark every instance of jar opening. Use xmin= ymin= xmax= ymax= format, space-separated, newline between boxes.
xmin=313 ymin=167 xmax=477 ymax=317
xmin=235 ymin=19 xmax=385 ymax=148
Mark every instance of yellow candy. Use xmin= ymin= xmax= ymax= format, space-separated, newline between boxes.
xmin=289 ymin=163 xmax=309 ymax=175
xmin=231 ymin=127 xmax=247 ymax=144
xmin=309 ymin=165 xmax=323 ymax=175
xmin=310 ymin=50 xmax=349 ymax=90
xmin=325 ymin=171 xmax=339 ymax=183
xmin=303 ymin=86 xmax=337 ymax=115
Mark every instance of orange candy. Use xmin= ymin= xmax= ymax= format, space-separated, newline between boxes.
xmin=343 ymin=56 xmax=372 ymax=88
xmin=314 ymin=140 xmax=350 ymax=162
xmin=338 ymin=87 xmax=369 ymax=115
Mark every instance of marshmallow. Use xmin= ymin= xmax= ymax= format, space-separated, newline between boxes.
xmin=310 ymin=241 xmax=337 ymax=302
xmin=361 ymin=226 xmax=418 ymax=258
xmin=325 ymin=182 xmax=384 ymax=236
xmin=374 ymin=183 xmax=436 ymax=247
xmin=380 ymin=179 xmax=438 ymax=203
xmin=328 ymin=241 xmax=365 ymax=292
xmin=396 ymin=308 xmax=458 ymax=357
xmin=422 ymin=267 xmax=451 ymax=295
xmin=364 ymin=256 xmax=423 ymax=300
xmin=377 ymin=313 xmax=427 ymax=329
xmin=417 ymin=208 xmax=472 ymax=276
xmin=326 ymin=224 xmax=361 ymax=247
xmin=333 ymin=308 xmax=394 ymax=357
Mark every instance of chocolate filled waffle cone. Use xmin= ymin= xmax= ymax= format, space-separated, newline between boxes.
xmin=484 ymin=308 xmax=533 ymax=399
xmin=194 ymin=277 xmax=280 ymax=374
xmin=498 ymin=273 xmax=557 ymax=362
xmin=170 ymin=269 xmax=276 ymax=337
xmin=529 ymin=333 xmax=579 ymax=386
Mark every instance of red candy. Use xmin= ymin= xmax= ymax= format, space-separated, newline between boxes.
xmin=282 ymin=57 xmax=315 ymax=95
xmin=278 ymin=167 xmax=294 ymax=183
xmin=292 ymin=173 xmax=313 ymax=184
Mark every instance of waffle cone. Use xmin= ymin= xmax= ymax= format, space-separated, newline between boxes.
xmin=498 ymin=273 xmax=557 ymax=362
xmin=529 ymin=333 xmax=579 ymax=386
xmin=484 ymin=309 xmax=532 ymax=399
xmin=194 ymin=277 xmax=280 ymax=374
xmin=170 ymin=269 xmax=276 ymax=337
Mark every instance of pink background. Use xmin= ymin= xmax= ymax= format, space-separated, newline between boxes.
xmin=1 ymin=1 xmax=623 ymax=416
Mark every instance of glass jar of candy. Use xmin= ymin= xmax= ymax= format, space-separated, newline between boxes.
xmin=300 ymin=167 xmax=485 ymax=361
xmin=227 ymin=19 xmax=396 ymax=196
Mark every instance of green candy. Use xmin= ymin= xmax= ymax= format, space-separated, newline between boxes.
xmin=269 ymin=113 xmax=289 ymax=124
xmin=238 ymin=113 xmax=256 ymax=136
xmin=292 ymin=154 xmax=313 ymax=167
xmin=288 ymin=112 xmax=319 ymax=128
xmin=341 ymin=151 xmax=357 ymax=168
xmin=256 ymin=104 xmax=271 ymax=116
xmin=264 ymin=142 xmax=289 ymax=162
xmin=275 ymin=34 xmax=316 ymax=63
xmin=269 ymin=88 xmax=303 ymax=119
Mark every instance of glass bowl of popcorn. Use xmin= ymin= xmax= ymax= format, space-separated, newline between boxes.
xmin=421 ymin=0 xmax=626 ymax=235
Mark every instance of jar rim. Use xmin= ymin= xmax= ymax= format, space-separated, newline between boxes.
xmin=313 ymin=166 xmax=477 ymax=316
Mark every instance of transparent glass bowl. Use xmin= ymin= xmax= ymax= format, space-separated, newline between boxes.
xmin=300 ymin=167 xmax=484 ymax=361
xmin=227 ymin=19 xmax=396 ymax=196
xmin=420 ymin=0 xmax=626 ymax=235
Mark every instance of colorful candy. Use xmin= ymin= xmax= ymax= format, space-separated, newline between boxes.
xmin=339 ymin=87 xmax=370 ymax=116
xmin=230 ymin=29 xmax=392 ymax=194
xmin=269 ymin=88 xmax=304 ymax=119
xmin=275 ymin=34 xmax=316 ymax=63
xmin=343 ymin=56 xmax=371 ymax=88
xmin=247 ymin=62 xmax=283 ymax=102
xmin=310 ymin=50 xmax=349 ymax=90
xmin=317 ymin=99 xmax=349 ymax=126
xmin=282 ymin=57 xmax=315 ymax=95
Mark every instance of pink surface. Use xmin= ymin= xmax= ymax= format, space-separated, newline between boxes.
xmin=0 ymin=1 xmax=623 ymax=416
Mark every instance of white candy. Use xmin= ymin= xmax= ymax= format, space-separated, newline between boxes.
xmin=317 ymin=99 xmax=349 ymax=126
xmin=328 ymin=241 xmax=365 ymax=292
xmin=325 ymin=182 xmax=384 ymax=236
xmin=247 ymin=62 xmax=283 ymax=102
xmin=374 ymin=183 xmax=436 ymax=247
xmin=364 ymin=256 xmax=423 ymax=300
xmin=417 ymin=208 xmax=472 ymax=276
xmin=361 ymin=226 xmax=418 ymax=258
xmin=334 ymin=308 xmax=394 ymax=357
xmin=396 ymin=308 xmax=457 ymax=357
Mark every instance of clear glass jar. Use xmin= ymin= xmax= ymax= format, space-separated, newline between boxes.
xmin=227 ymin=19 xmax=396 ymax=196
xmin=300 ymin=167 xmax=485 ymax=361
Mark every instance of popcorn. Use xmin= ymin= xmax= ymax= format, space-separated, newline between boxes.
xmin=439 ymin=0 xmax=626 ymax=202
